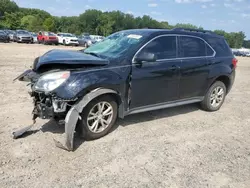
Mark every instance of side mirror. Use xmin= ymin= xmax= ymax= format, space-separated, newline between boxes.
xmin=134 ymin=52 xmax=157 ymax=63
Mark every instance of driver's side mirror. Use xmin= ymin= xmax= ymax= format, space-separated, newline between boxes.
xmin=134 ymin=52 xmax=157 ymax=63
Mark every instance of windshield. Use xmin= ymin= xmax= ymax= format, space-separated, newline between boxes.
xmin=84 ymin=31 xmax=145 ymax=58
xmin=17 ymin=30 xmax=29 ymax=34
xmin=84 ymin=36 xmax=91 ymax=40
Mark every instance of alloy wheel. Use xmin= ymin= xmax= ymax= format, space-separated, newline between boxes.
xmin=210 ymin=86 xmax=225 ymax=108
xmin=87 ymin=101 xmax=114 ymax=133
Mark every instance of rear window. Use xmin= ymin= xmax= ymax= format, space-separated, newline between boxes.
xmin=206 ymin=37 xmax=232 ymax=57
xmin=179 ymin=36 xmax=206 ymax=58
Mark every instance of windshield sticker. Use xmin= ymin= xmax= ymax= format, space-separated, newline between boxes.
xmin=127 ymin=34 xmax=142 ymax=39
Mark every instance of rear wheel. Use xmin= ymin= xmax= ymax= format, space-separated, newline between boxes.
xmin=200 ymin=81 xmax=226 ymax=111
xmin=77 ymin=95 xmax=118 ymax=140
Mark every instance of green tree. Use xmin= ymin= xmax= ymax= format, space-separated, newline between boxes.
xmin=3 ymin=12 xmax=21 ymax=29
xmin=43 ymin=17 xmax=56 ymax=31
xmin=174 ymin=23 xmax=203 ymax=30
xmin=0 ymin=0 xmax=19 ymax=16
xmin=96 ymin=13 xmax=115 ymax=36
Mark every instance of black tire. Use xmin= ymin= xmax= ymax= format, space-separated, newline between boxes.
xmin=200 ymin=81 xmax=226 ymax=112
xmin=77 ymin=95 xmax=118 ymax=141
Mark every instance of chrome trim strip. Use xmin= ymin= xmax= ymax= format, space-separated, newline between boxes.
xmin=127 ymin=97 xmax=204 ymax=115
xmin=132 ymin=34 xmax=216 ymax=64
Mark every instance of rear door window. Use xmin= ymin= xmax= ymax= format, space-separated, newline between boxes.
xmin=140 ymin=36 xmax=177 ymax=60
xmin=205 ymin=43 xmax=214 ymax=56
xmin=179 ymin=36 xmax=206 ymax=58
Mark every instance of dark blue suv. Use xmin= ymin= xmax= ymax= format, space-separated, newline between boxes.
xmin=14 ymin=28 xmax=237 ymax=150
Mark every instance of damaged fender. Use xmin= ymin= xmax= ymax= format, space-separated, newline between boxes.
xmin=60 ymin=88 xmax=118 ymax=151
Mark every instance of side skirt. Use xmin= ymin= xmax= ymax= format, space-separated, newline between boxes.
xmin=126 ymin=97 xmax=204 ymax=116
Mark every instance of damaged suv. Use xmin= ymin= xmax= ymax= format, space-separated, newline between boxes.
xmin=14 ymin=28 xmax=236 ymax=151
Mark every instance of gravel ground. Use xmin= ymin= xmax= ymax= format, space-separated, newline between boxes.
xmin=0 ymin=43 xmax=250 ymax=188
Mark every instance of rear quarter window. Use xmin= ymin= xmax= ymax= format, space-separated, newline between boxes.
xmin=206 ymin=37 xmax=232 ymax=57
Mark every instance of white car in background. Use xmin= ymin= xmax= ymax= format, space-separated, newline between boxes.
xmin=57 ymin=33 xmax=79 ymax=46
xmin=90 ymin=35 xmax=105 ymax=42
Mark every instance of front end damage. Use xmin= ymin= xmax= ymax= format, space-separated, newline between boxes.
xmin=13 ymin=50 xmax=114 ymax=151
xmin=13 ymin=69 xmax=80 ymax=151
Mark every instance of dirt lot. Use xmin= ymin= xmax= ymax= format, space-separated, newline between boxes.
xmin=0 ymin=43 xmax=250 ymax=188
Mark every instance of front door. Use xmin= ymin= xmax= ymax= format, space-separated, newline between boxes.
xmin=130 ymin=35 xmax=181 ymax=109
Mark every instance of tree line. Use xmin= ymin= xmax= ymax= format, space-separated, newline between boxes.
xmin=0 ymin=0 xmax=249 ymax=48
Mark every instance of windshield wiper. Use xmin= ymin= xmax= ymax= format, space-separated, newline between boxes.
xmin=84 ymin=52 xmax=101 ymax=58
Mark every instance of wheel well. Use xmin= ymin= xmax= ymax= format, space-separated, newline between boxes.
xmin=98 ymin=93 xmax=122 ymax=106
xmin=215 ymin=75 xmax=230 ymax=92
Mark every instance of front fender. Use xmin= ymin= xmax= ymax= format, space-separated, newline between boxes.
xmin=53 ymin=68 xmax=125 ymax=100
xmin=61 ymin=88 xmax=118 ymax=151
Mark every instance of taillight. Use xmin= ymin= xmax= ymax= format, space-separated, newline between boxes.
xmin=232 ymin=58 xmax=238 ymax=68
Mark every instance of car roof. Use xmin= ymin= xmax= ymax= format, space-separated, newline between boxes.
xmin=121 ymin=28 xmax=223 ymax=39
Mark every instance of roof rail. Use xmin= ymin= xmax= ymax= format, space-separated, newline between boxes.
xmin=172 ymin=28 xmax=215 ymax=35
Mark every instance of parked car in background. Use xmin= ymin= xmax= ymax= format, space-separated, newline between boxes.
xmin=8 ymin=30 xmax=15 ymax=41
xmin=82 ymin=32 xmax=90 ymax=37
xmin=57 ymin=33 xmax=79 ymax=46
xmin=245 ymin=52 xmax=250 ymax=57
xmin=90 ymin=35 xmax=105 ymax=42
xmin=78 ymin=35 xmax=96 ymax=47
xmin=37 ymin=31 xmax=58 ymax=45
xmin=14 ymin=30 xmax=33 ymax=43
xmin=0 ymin=30 xmax=10 ymax=43
xmin=31 ymin=32 xmax=38 ymax=43
xmin=14 ymin=28 xmax=236 ymax=151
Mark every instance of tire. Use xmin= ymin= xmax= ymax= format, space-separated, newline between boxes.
xmin=63 ymin=40 xmax=66 ymax=46
xmin=84 ymin=42 xmax=88 ymax=48
xmin=77 ymin=95 xmax=118 ymax=141
xmin=200 ymin=81 xmax=227 ymax=111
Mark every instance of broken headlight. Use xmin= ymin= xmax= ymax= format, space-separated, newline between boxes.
xmin=34 ymin=71 xmax=70 ymax=92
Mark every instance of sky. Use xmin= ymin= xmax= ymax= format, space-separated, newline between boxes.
xmin=13 ymin=0 xmax=250 ymax=39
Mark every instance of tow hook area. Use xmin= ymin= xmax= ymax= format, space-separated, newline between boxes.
xmin=12 ymin=115 xmax=37 ymax=139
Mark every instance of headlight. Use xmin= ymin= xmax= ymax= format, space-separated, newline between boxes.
xmin=34 ymin=71 xmax=70 ymax=92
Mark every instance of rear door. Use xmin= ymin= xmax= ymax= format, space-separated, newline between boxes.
xmin=178 ymin=36 xmax=214 ymax=99
xmin=130 ymin=35 xmax=182 ymax=108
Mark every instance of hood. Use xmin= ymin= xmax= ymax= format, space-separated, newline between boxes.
xmin=33 ymin=49 xmax=109 ymax=71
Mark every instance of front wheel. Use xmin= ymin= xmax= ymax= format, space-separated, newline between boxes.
xmin=200 ymin=81 xmax=226 ymax=111
xmin=77 ymin=95 xmax=118 ymax=140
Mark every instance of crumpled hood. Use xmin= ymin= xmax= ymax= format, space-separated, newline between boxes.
xmin=33 ymin=49 xmax=109 ymax=71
